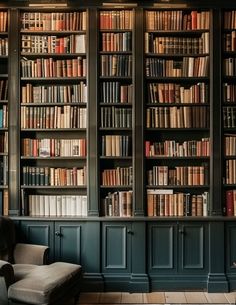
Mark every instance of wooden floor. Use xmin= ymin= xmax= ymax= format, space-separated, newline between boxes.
xmin=78 ymin=292 xmax=236 ymax=304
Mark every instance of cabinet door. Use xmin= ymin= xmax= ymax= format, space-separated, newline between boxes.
xmin=178 ymin=222 xmax=208 ymax=274
xmin=20 ymin=221 xmax=54 ymax=261
xmin=148 ymin=222 xmax=177 ymax=274
xmin=102 ymin=222 xmax=132 ymax=274
xmin=226 ymin=223 xmax=236 ymax=273
xmin=54 ymin=222 xmax=83 ymax=264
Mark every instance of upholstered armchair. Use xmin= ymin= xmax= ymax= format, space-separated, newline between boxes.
xmin=0 ymin=216 xmax=82 ymax=305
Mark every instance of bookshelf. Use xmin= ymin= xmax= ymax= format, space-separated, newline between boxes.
xmin=3 ymin=1 xmax=236 ymax=293
xmin=98 ymin=9 xmax=134 ymax=217
xmin=144 ymin=9 xmax=211 ymax=217
xmin=19 ymin=10 xmax=88 ymax=217
xmin=0 ymin=10 xmax=8 ymax=216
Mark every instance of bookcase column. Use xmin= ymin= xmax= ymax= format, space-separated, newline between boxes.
xmin=87 ymin=8 xmax=99 ymax=216
xmin=208 ymin=9 xmax=228 ymax=293
xmin=133 ymin=7 xmax=145 ymax=216
xmin=8 ymin=8 xmax=20 ymax=216
xmin=210 ymin=9 xmax=222 ymax=216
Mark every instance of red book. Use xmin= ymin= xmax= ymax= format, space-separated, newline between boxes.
xmin=226 ymin=190 xmax=234 ymax=216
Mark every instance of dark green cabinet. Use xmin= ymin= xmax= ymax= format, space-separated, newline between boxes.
xmin=102 ymin=221 xmax=148 ymax=292
xmin=148 ymin=221 xmax=209 ymax=290
xmin=19 ymin=220 xmax=102 ymax=290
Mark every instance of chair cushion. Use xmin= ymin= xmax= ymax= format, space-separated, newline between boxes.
xmin=8 ymin=262 xmax=82 ymax=305
xmin=13 ymin=264 xmax=39 ymax=281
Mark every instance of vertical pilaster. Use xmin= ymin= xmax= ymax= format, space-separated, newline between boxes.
xmin=8 ymin=8 xmax=20 ymax=216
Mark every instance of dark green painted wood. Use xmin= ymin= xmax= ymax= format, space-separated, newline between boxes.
xmin=226 ymin=223 xmax=236 ymax=274
xmin=133 ymin=7 xmax=144 ymax=217
xmin=130 ymin=221 xmax=149 ymax=292
xmin=54 ymin=222 xmax=82 ymax=264
xmin=20 ymin=221 xmax=54 ymax=261
xmin=148 ymin=222 xmax=177 ymax=274
xmin=210 ymin=9 xmax=223 ymax=216
xmin=8 ymin=8 xmax=20 ymax=216
xmin=179 ymin=223 xmax=208 ymax=273
xmin=225 ymin=223 xmax=236 ymax=290
xmin=207 ymin=221 xmax=228 ymax=292
xmin=87 ymin=8 xmax=99 ymax=216
xmin=102 ymin=222 xmax=131 ymax=273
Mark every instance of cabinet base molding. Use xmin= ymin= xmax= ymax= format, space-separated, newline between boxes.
xmin=207 ymin=273 xmax=229 ymax=292
xmin=102 ymin=274 xmax=148 ymax=292
xmin=129 ymin=273 xmax=149 ymax=292
xmin=81 ymin=273 xmax=104 ymax=292
xmin=150 ymin=275 xmax=208 ymax=291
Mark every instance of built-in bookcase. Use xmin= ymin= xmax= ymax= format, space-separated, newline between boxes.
xmin=20 ymin=10 xmax=88 ymax=217
xmin=98 ymin=9 xmax=134 ymax=217
xmin=144 ymin=9 xmax=211 ymax=217
xmin=0 ymin=10 xmax=8 ymax=216
xmin=223 ymin=10 xmax=236 ymax=216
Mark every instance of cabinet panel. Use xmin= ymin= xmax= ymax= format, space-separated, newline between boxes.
xmin=148 ymin=223 xmax=177 ymax=273
xmin=226 ymin=223 xmax=236 ymax=273
xmin=102 ymin=223 xmax=131 ymax=273
xmin=55 ymin=222 xmax=82 ymax=264
xmin=20 ymin=221 xmax=54 ymax=260
xmin=179 ymin=223 xmax=208 ymax=273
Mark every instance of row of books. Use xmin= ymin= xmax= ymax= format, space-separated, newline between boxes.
xmin=147 ymin=190 xmax=209 ymax=217
xmin=22 ymin=138 xmax=86 ymax=157
xmin=0 ymin=190 xmax=8 ymax=216
xmin=0 ymin=12 xmax=7 ymax=32
xmin=21 ymin=106 xmax=87 ymax=129
xmin=27 ymin=195 xmax=88 ymax=217
xmin=100 ymin=107 xmax=132 ymax=128
xmin=224 ymin=32 xmax=236 ymax=52
xmin=145 ymin=10 xmax=210 ymax=31
xmin=100 ymin=10 xmax=133 ymax=30
xmin=146 ymin=106 xmax=209 ymax=128
xmin=223 ymin=107 xmax=236 ymax=128
xmin=21 ymin=12 xmax=87 ymax=31
xmin=145 ymin=57 xmax=209 ymax=78
xmin=21 ymin=34 xmax=86 ymax=54
xmin=225 ymin=135 xmax=236 ymax=156
xmin=21 ymin=57 xmax=87 ymax=78
xmin=147 ymin=164 xmax=208 ymax=186
xmin=0 ymin=38 xmax=8 ymax=56
xmin=0 ymin=105 xmax=8 ymax=128
xmin=145 ymin=33 xmax=209 ymax=54
xmin=100 ymin=55 xmax=132 ymax=77
xmin=223 ymin=83 xmax=236 ymax=103
xmin=0 ymin=156 xmax=8 ymax=186
xmin=22 ymin=166 xmax=86 ymax=186
xmin=101 ymin=135 xmax=131 ymax=157
xmin=145 ymin=138 xmax=210 ymax=157
xmin=226 ymin=159 xmax=236 ymax=184
xmin=224 ymin=58 xmax=236 ymax=76
xmin=101 ymin=166 xmax=132 ymax=186
xmin=0 ymin=80 xmax=8 ymax=101
xmin=102 ymin=190 xmax=133 ymax=217
xmin=226 ymin=189 xmax=236 ymax=216
xmin=101 ymin=32 xmax=132 ymax=52
xmin=148 ymin=82 xmax=208 ymax=104
xmin=0 ymin=132 xmax=7 ymax=153
xmin=22 ymin=83 xmax=87 ymax=104
xmin=101 ymin=82 xmax=133 ymax=104
xmin=224 ymin=11 xmax=236 ymax=30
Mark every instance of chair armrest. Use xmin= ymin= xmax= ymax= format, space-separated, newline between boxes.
xmin=0 ymin=260 xmax=14 ymax=303
xmin=13 ymin=243 xmax=49 ymax=265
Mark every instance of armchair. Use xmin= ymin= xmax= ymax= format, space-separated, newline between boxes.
xmin=0 ymin=217 xmax=82 ymax=305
